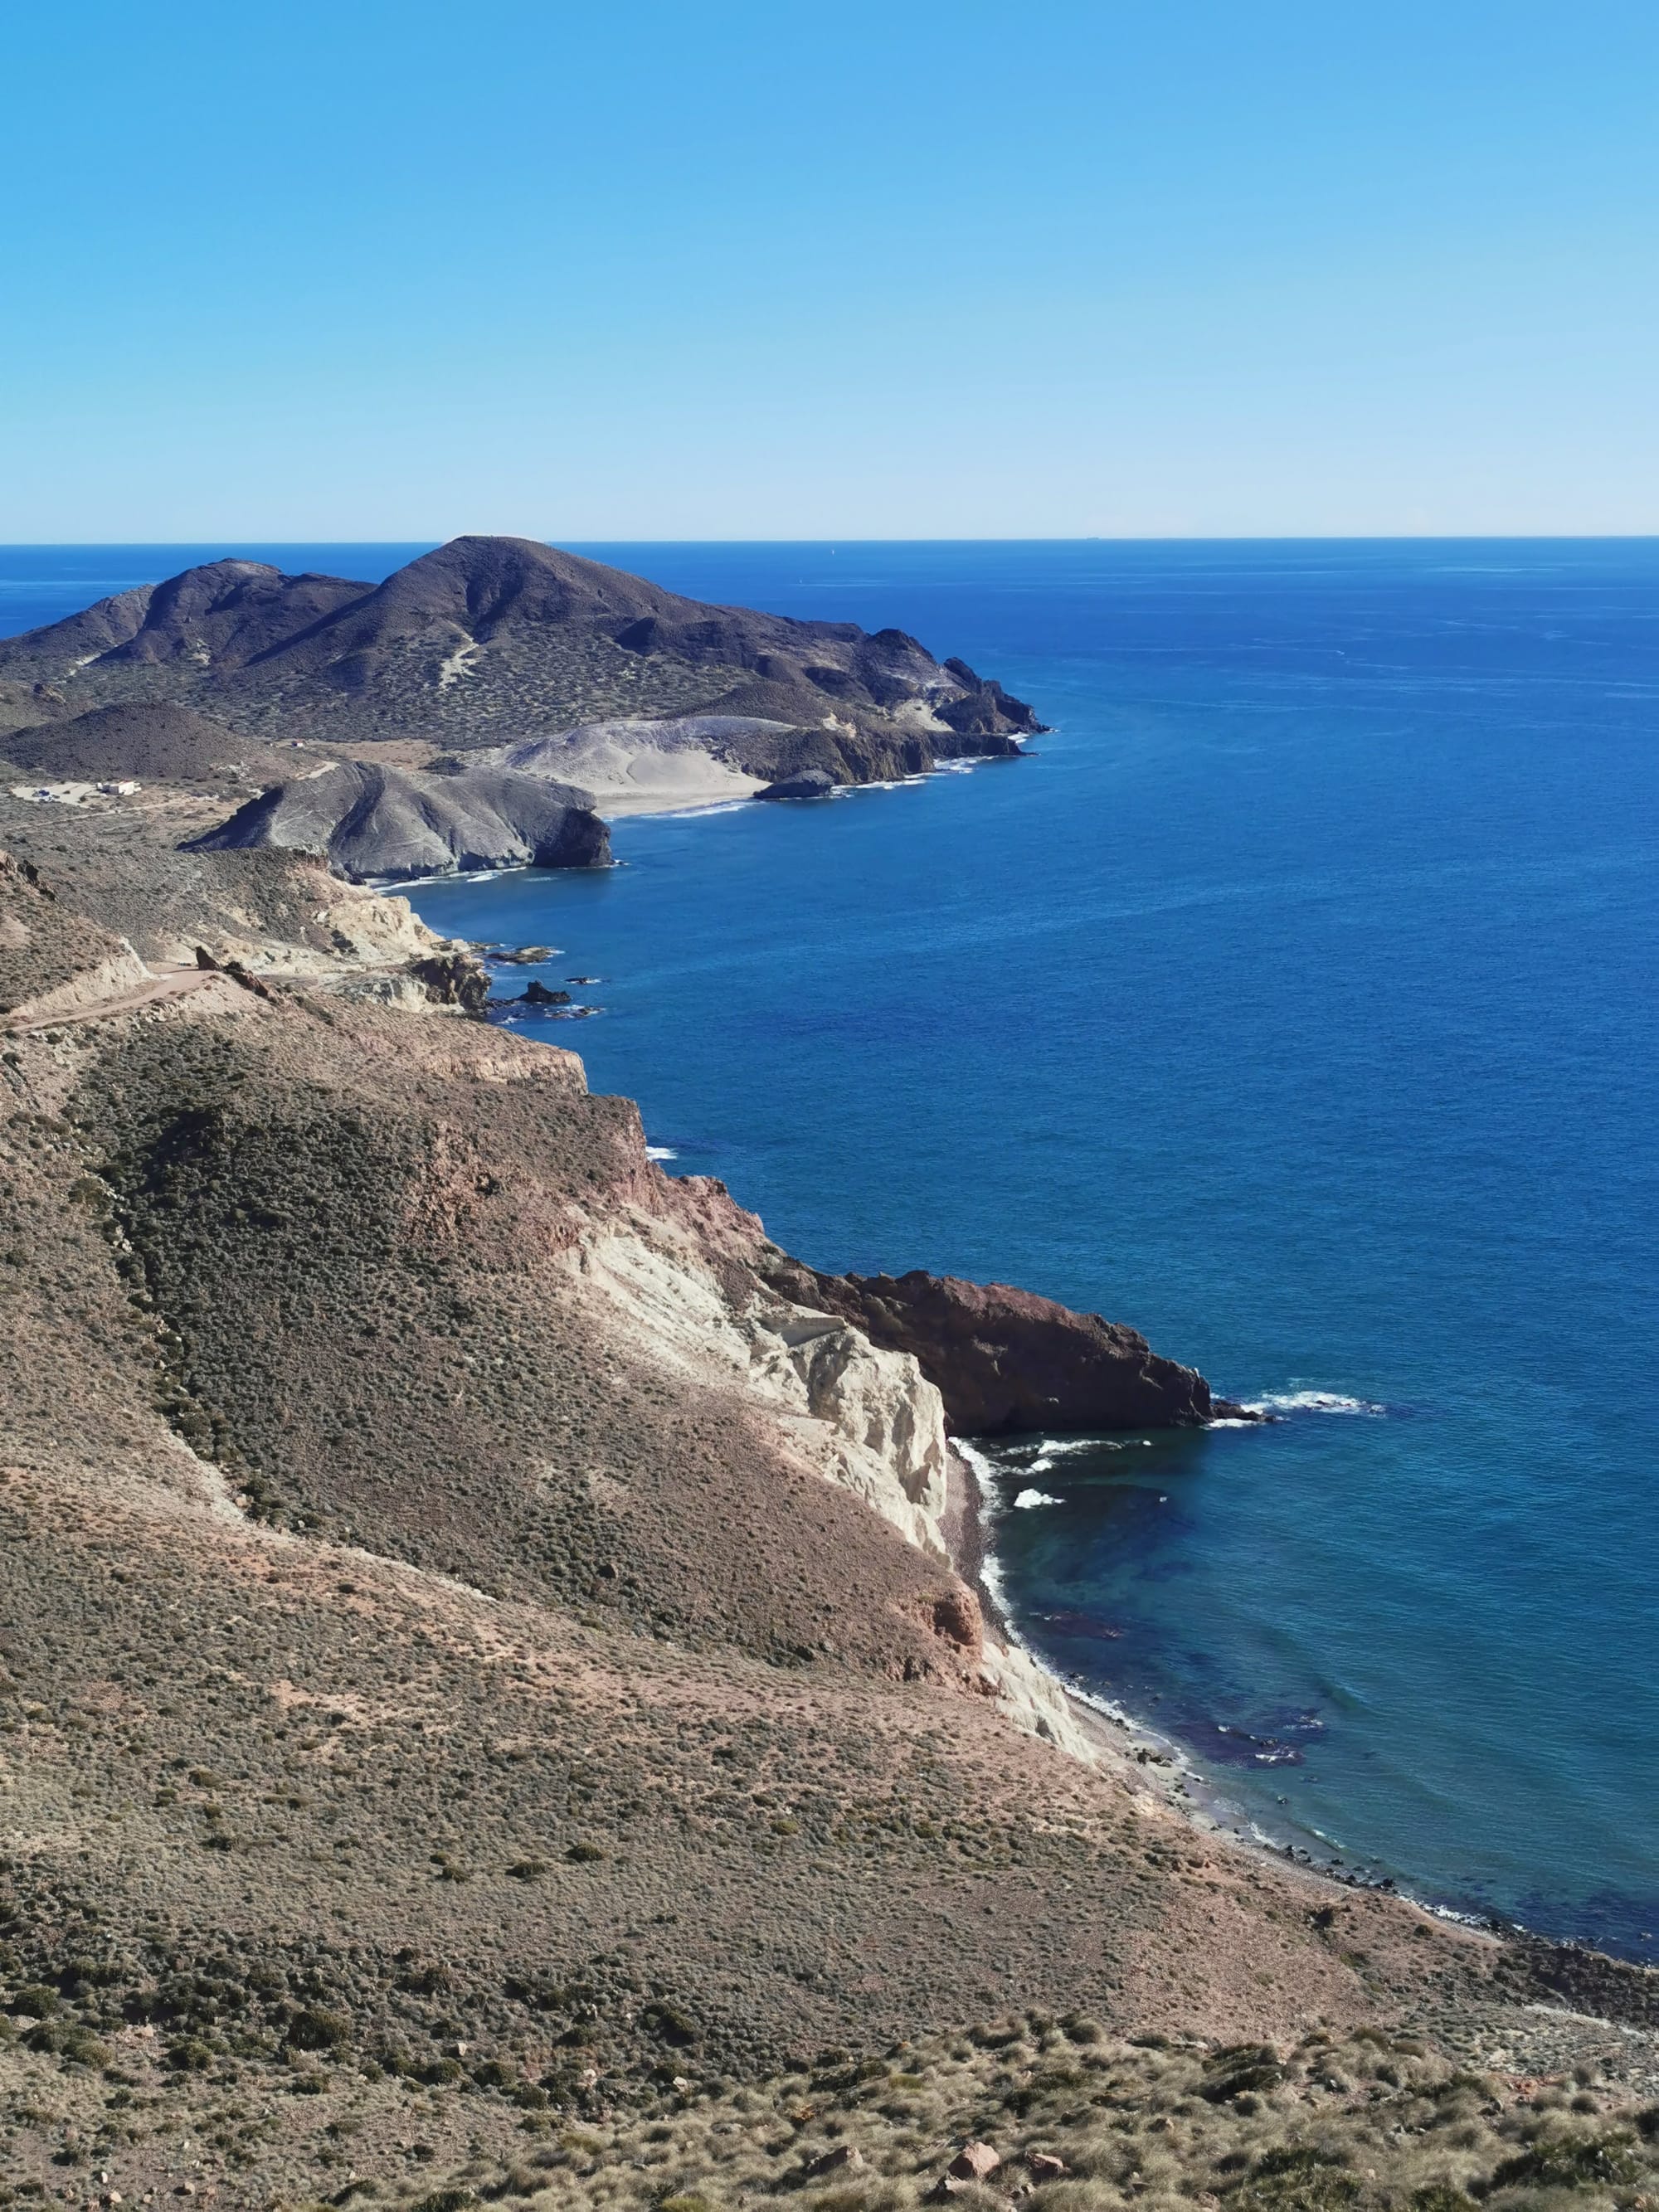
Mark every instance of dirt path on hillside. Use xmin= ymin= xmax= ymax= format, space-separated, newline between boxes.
xmin=3 ymin=962 xmax=218 ymax=1033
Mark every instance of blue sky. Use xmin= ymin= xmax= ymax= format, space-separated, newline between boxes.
xmin=2 ymin=1 xmax=1656 ymax=538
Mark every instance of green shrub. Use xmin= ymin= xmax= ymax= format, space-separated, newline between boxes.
xmin=1489 ymin=2128 xmax=1646 ymax=2192
xmin=286 ymin=2007 xmax=350 ymax=2053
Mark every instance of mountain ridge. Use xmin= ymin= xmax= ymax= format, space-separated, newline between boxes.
xmin=0 ymin=537 xmax=1046 ymax=781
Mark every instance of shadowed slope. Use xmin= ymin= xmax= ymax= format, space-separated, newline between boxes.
xmin=183 ymin=756 xmax=612 ymax=879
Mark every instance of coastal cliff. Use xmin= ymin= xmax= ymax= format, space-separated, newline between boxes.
xmin=761 ymin=1259 xmax=1233 ymax=1432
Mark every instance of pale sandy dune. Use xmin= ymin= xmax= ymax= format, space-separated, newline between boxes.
xmin=478 ymin=715 xmax=786 ymax=814
xmin=585 ymin=748 xmax=766 ymax=815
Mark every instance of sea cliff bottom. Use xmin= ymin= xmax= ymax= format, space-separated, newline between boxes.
xmin=1 ymin=786 xmax=1656 ymax=2210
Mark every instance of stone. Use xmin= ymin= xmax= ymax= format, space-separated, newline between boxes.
xmin=757 ymin=768 xmax=837 ymax=800
xmin=1029 ymin=2153 xmax=1067 ymax=2179
xmin=812 ymin=2145 xmax=865 ymax=2175
xmin=409 ymin=949 xmax=491 ymax=1013
xmin=948 ymin=2143 xmax=1002 ymax=2180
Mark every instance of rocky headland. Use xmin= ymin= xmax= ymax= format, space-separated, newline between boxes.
xmin=184 ymin=757 xmax=611 ymax=882
xmin=0 ymin=537 xmax=1044 ymax=800
xmin=0 ymin=643 xmax=1654 ymax=2211
xmin=760 ymin=1263 xmax=1246 ymax=1433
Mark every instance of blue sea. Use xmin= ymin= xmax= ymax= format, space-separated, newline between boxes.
xmin=4 ymin=539 xmax=1656 ymax=1961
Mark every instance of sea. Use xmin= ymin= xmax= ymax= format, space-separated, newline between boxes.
xmin=4 ymin=538 xmax=1656 ymax=1962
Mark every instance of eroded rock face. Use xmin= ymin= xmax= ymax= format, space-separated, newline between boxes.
xmin=407 ymin=947 xmax=492 ymax=1013
xmin=761 ymin=1261 xmax=1217 ymax=1434
xmin=183 ymin=760 xmax=611 ymax=882
xmin=575 ymin=1217 xmax=953 ymax=1560
xmin=757 ymin=768 xmax=836 ymax=800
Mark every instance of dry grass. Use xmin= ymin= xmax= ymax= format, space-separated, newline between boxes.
xmin=291 ymin=2020 xmax=1659 ymax=2212
xmin=4 ymin=2010 xmax=1656 ymax=2212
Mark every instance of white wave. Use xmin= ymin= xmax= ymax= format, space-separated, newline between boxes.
xmin=956 ymin=1441 xmax=1213 ymax=1796
xmin=647 ymin=799 xmax=756 ymax=819
xmin=1242 ymin=1388 xmax=1385 ymax=1417
xmin=645 ymin=1145 xmax=678 ymax=1161
xmin=1013 ymin=1488 xmax=1063 ymax=1510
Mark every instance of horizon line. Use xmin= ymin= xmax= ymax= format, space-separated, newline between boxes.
xmin=4 ymin=531 xmax=1659 ymax=550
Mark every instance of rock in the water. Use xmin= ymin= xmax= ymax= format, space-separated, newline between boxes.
xmin=757 ymin=768 xmax=837 ymax=800
xmin=519 ymin=980 xmax=572 ymax=1005
xmin=182 ymin=761 xmax=610 ymax=883
xmin=760 ymin=1262 xmax=1217 ymax=1433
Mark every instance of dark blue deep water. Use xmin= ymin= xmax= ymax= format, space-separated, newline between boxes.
xmin=5 ymin=540 xmax=1657 ymax=1959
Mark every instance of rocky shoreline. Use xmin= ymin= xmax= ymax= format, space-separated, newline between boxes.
xmin=440 ymin=887 xmax=1652 ymax=2015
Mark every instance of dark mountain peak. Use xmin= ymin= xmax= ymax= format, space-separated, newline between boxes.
xmin=0 ymin=555 xmax=372 ymax=677
xmin=320 ymin=533 xmax=682 ymax=650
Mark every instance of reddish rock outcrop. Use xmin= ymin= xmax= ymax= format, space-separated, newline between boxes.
xmin=761 ymin=1260 xmax=1229 ymax=1435
xmin=947 ymin=2143 xmax=1003 ymax=2180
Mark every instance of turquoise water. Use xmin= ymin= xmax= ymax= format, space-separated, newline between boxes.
xmin=5 ymin=540 xmax=1657 ymax=1959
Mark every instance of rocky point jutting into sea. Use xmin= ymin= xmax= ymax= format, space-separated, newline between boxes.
xmin=1 ymin=538 xmax=1655 ymax=2211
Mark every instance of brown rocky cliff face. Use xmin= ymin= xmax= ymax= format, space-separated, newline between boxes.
xmin=760 ymin=1260 xmax=1218 ymax=1434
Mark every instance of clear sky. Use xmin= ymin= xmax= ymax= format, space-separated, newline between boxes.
xmin=3 ymin=1 xmax=1656 ymax=540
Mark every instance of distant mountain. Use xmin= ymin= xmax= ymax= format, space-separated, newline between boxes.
xmin=0 ymin=537 xmax=1045 ymax=782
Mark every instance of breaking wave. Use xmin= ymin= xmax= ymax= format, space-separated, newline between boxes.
xmin=1241 ymin=1388 xmax=1386 ymax=1417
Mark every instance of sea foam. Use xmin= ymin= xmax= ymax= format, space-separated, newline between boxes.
xmin=1242 ymin=1388 xmax=1386 ymax=1417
